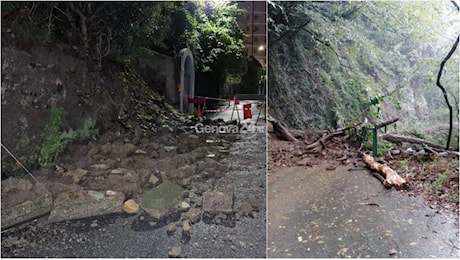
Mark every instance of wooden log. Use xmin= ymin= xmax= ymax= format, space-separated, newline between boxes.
xmin=362 ymin=153 xmax=407 ymax=188
xmin=382 ymin=134 xmax=446 ymax=150
xmin=375 ymin=118 xmax=399 ymax=129
xmin=304 ymin=129 xmax=345 ymax=150
xmin=299 ymin=124 xmax=362 ymax=155
xmin=270 ymin=120 xmax=299 ymax=142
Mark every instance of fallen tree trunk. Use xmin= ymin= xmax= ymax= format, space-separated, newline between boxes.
xmin=299 ymin=123 xmax=362 ymax=154
xmin=362 ymin=153 xmax=407 ymax=188
xmin=304 ymin=128 xmax=346 ymax=151
xmin=375 ymin=118 xmax=399 ymax=129
xmin=270 ymin=120 xmax=299 ymax=142
xmin=382 ymin=134 xmax=446 ymax=150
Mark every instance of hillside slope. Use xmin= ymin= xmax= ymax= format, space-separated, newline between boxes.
xmin=268 ymin=1 xmax=459 ymax=146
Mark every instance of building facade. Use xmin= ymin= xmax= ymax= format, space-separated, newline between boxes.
xmin=238 ymin=1 xmax=267 ymax=67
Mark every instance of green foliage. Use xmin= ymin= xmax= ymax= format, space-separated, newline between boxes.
xmin=1 ymin=2 xmax=20 ymax=13
xmin=432 ymin=171 xmax=449 ymax=191
xmin=236 ymin=63 xmax=264 ymax=94
xmin=5 ymin=1 xmax=250 ymax=96
xmin=268 ymin=1 xmax=459 ymax=134
xmin=11 ymin=20 xmax=48 ymax=42
xmin=402 ymin=126 xmax=427 ymax=140
xmin=185 ymin=1 xmax=247 ymax=83
xmin=448 ymin=194 xmax=458 ymax=203
xmin=104 ymin=2 xmax=189 ymax=59
xmin=37 ymin=107 xmax=97 ymax=166
xmin=7 ymin=7 xmax=54 ymax=43
xmin=2 ymin=2 xmax=182 ymax=59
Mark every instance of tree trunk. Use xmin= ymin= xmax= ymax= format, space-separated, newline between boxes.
xmin=362 ymin=153 xmax=407 ymax=188
xmin=303 ymin=128 xmax=346 ymax=151
xmin=382 ymin=133 xmax=446 ymax=150
xmin=375 ymin=118 xmax=399 ymax=128
xmin=435 ymin=35 xmax=459 ymax=150
xmin=270 ymin=120 xmax=299 ymax=142
xmin=68 ymin=2 xmax=90 ymax=54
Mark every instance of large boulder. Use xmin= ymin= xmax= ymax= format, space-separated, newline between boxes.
xmin=202 ymin=190 xmax=234 ymax=213
xmin=81 ymin=171 xmax=141 ymax=194
xmin=1 ymin=178 xmax=52 ymax=229
xmin=140 ymin=180 xmax=183 ymax=219
xmin=168 ymin=165 xmax=198 ymax=180
xmin=48 ymin=190 xmax=124 ymax=223
xmin=154 ymin=154 xmax=193 ymax=173
xmin=100 ymin=142 xmax=137 ymax=157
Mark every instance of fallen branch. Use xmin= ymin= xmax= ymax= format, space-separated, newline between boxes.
xmin=382 ymin=134 xmax=446 ymax=150
xmin=375 ymin=118 xmax=399 ymax=129
xmin=269 ymin=119 xmax=299 ymax=142
xmin=423 ymin=145 xmax=439 ymax=155
xmin=303 ymin=129 xmax=346 ymax=151
xmin=362 ymin=153 xmax=407 ymax=188
xmin=299 ymin=124 xmax=361 ymax=155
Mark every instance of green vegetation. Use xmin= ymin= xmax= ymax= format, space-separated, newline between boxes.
xmin=432 ymin=171 xmax=449 ymax=191
xmin=449 ymin=194 xmax=458 ymax=203
xmin=268 ymin=1 xmax=459 ymax=147
xmin=2 ymin=1 xmax=253 ymax=95
xmin=185 ymin=1 xmax=246 ymax=75
xmin=36 ymin=107 xmax=98 ymax=166
xmin=395 ymin=159 xmax=418 ymax=178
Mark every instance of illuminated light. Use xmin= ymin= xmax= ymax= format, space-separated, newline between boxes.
xmin=258 ymin=45 xmax=265 ymax=51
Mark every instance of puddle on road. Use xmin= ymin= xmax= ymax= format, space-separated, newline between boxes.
xmin=268 ymin=165 xmax=459 ymax=258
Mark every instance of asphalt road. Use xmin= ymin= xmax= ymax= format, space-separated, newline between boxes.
xmin=268 ymin=165 xmax=459 ymax=258
xmin=1 ymin=209 xmax=265 ymax=257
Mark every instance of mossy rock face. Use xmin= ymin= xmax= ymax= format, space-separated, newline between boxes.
xmin=140 ymin=180 xmax=183 ymax=218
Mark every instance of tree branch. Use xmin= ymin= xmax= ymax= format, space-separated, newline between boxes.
xmin=436 ymin=36 xmax=459 ymax=150
xmin=451 ymin=0 xmax=460 ymax=11
xmin=270 ymin=19 xmax=311 ymax=46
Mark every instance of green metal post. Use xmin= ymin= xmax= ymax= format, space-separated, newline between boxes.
xmin=372 ymin=127 xmax=378 ymax=157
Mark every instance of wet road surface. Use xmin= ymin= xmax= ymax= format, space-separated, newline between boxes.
xmin=1 ymin=210 xmax=265 ymax=257
xmin=268 ymin=165 xmax=459 ymax=258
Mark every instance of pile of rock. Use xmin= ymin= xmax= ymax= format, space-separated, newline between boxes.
xmin=1 ymin=122 xmax=258 ymax=250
